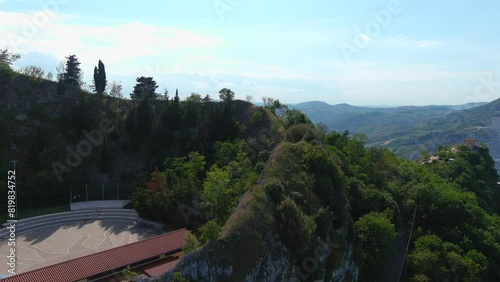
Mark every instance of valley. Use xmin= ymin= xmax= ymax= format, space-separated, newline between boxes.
xmin=293 ymin=100 xmax=500 ymax=170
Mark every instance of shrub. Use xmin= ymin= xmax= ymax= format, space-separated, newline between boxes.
xmin=182 ymin=231 xmax=200 ymax=254
xmin=172 ymin=272 xmax=190 ymax=282
xmin=276 ymin=197 xmax=314 ymax=256
xmin=122 ymin=269 xmax=140 ymax=281
xmin=314 ymin=207 xmax=335 ymax=239
xmin=284 ymin=124 xmax=319 ymax=143
xmin=199 ymin=220 xmax=221 ymax=243
xmin=20 ymin=65 xmax=45 ymax=82
xmin=263 ymin=178 xmax=284 ymax=203
xmin=251 ymin=108 xmax=267 ymax=126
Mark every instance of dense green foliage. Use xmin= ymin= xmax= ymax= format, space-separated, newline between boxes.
xmin=254 ymin=123 xmax=499 ymax=280
xmin=1 ymin=54 xmax=500 ymax=281
xmin=0 ymin=64 xmax=258 ymax=216
xmin=408 ymin=235 xmax=488 ymax=281
xmin=355 ymin=210 xmax=397 ymax=273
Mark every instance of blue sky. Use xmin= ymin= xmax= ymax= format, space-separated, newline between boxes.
xmin=1 ymin=0 xmax=500 ymax=105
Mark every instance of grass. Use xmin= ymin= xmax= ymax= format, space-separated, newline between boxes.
xmin=0 ymin=204 xmax=70 ymax=224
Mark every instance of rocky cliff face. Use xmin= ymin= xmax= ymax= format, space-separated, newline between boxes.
xmin=149 ymin=188 xmax=359 ymax=282
xmin=156 ymin=227 xmax=358 ymax=282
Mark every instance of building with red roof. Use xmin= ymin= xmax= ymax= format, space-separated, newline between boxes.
xmin=2 ymin=228 xmax=188 ymax=282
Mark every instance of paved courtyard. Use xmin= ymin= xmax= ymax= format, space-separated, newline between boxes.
xmin=0 ymin=220 xmax=164 ymax=275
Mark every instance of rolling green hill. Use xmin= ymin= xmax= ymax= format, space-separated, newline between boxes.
xmin=292 ymin=100 xmax=500 ymax=170
xmin=2 ymin=69 xmax=500 ymax=281
xmin=381 ymin=98 xmax=500 ymax=168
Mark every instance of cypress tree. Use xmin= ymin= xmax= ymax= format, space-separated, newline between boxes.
xmin=93 ymin=60 xmax=107 ymax=95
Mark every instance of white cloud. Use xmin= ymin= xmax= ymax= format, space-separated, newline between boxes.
xmin=417 ymin=40 xmax=444 ymax=48
xmin=217 ymin=81 xmax=235 ymax=88
xmin=242 ymin=80 xmax=258 ymax=87
xmin=194 ymin=81 xmax=209 ymax=89
xmin=311 ymin=60 xmax=475 ymax=83
xmin=0 ymin=11 xmax=222 ymax=66
xmin=286 ymin=88 xmax=305 ymax=93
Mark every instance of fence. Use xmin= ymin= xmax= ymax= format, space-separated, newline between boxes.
xmin=69 ymin=182 xmax=133 ymax=203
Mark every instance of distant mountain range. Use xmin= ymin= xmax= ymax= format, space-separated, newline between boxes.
xmin=291 ymin=100 xmax=500 ymax=170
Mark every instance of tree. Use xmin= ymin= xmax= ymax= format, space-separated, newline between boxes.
xmin=202 ymin=94 xmax=212 ymax=102
xmin=285 ymin=109 xmax=311 ymax=127
xmin=262 ymin=96 xmax=274 ymax=107
xmin=185 ymin=93 xmax=203 ymax=126
xmin=262 ymin=97 xmax=288 ymax=117
xmin=0 ymin=49 xmax=20 ymax=70
xmin=199 ymin=220 xmax=221 ymax=243
xmin=20 ymin=66 xmax=45 ymax=79
xmin=276 ymin=197 xmax=307 ymax=256
xmin=186 ymin=92 xmax=202 ymax=102
xmin=56 ymin=60 xmax=65 ymax=80
xmin=161 ymin=88 xmax=169 ymax=101
xmin=315 ymin=122 xmax=329 ymax=135
xmin=109 ymin=80 xmax=123 ymax=98
xmin=464 ymin=249 xmax=488 ymax=279
xmin=145 ymin=167 xmax=165 ymax=193
xmin=62 ymin=55 xmax=82 ymax=87
xmin=201 ymin=165 xmax=232 ymax=222
xmin=219 ymin=88 xmax=235 ymax=102
xmin=408 ymin=235 xmax=445 ymax=278
xmin=245 ymin=95 xmax=253 ymax=102
xmin=408 ymin=234 xmax=488 ymax=281
xmin=355 ymin=210 xmax=397 ymax=274
xmin=250 ymin=108 xmax=267 ymax=126
xmin=165 ymin=89 xmax=182 ymax=130
xmin=174 ymin=89 xmax=180 ymax=103
xmin=182 ymin=231 xmax=200 ymax=254
xmin=130 ymin=76 xmax=159 ymax=100
xmin=272 ymin=99 xmax=288 ymax=117
xmin=93 ymin=59 xmax=107 ymax=95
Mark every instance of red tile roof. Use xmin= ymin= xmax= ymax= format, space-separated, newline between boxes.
xmin=143 ymin=258 xmax=180 ymax=277
xmin=2 ymin=228 xmax=188 ymax=282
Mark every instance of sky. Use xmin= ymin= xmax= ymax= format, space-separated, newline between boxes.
xmin=1 ymin=0 xmax=500 ymax=106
